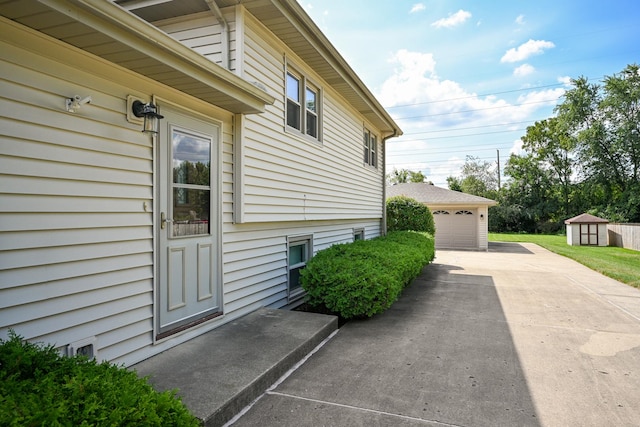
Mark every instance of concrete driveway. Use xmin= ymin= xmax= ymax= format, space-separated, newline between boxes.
xmin=230 ymin=242 xmax=640 ymax=426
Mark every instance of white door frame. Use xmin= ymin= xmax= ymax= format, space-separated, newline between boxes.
xmin=152 ymin=97 xmax=224 ymax=341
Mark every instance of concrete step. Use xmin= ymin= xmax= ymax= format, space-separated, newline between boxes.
xmin=132 ymin=308 xmax=338 ymax=426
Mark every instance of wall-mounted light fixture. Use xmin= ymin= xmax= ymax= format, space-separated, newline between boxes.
xmin=131 ymin=100 xmax=164 ymax=134
xmin=66 ymin=95 xmax=92 ymax=113
xmin=480 ymin=214 xmax=484 ymax=219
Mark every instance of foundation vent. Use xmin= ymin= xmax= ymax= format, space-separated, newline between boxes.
xmin=67 ymin=336 xmax=97 ymax=360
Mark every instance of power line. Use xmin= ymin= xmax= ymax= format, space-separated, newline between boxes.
xmin=382 ymin=74 xmax=609 ymax=111
xmin=389 ymin=139 xmax=517 ymax=153
xmin=384 ymin=82 xmax=566 ymax=109
xmin=401 ymin=120 xmax=535 ymax=136
xmin=394 ymin=98 xmax=559 ymax=121
xmin=393 ymin=128 xmax=527 ymax=142
xmin=388 ymin=145 xmax=515 ymax=157
xmin=387 ymin=156 xmax=505 ymax=169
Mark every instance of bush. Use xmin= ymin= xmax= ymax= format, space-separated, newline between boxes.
xmin=488 ymin=204 xmax=536 ymax=233
xmin=0 ymin=331 xmax=199 ymax=427
xmin=386 ymin=195 xmax=435 ymax=235
xmin=300 ymin=231 xmax=435 ymax=319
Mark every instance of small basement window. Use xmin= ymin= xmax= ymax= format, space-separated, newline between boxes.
xmin=353 ymin=228 xmax=365 ymax=241
xmin=287 ymin=235 xmax=312 ymax=302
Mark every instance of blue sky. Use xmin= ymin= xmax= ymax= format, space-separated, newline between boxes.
xmin=297 ymin=1 xmax=640 ymax=187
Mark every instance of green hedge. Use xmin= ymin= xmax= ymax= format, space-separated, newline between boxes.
xmin=300 ymin=231 xmax=435 ymax=319
xmin=386 ymin=195 xmax=435 ymax=235
xmin=0 ymin=331 xmax=199 ymax=427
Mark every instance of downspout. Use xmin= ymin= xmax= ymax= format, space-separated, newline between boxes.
xmin=381 ymin=130 xmax=399 ymax=236
xmin=205 ymin=0 xmax=231 ymax=69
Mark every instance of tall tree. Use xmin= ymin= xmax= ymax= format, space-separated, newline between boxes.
xmin=447 ymin=155 xmax=498 ymax=198
xmin=520 ymin=117 xmax=575 ymax=217
xmin=555 ymin=64 xmax=640 ymax=220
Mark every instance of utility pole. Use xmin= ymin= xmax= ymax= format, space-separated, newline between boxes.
xmin=496 ymin=149 xmax=501 ymax=189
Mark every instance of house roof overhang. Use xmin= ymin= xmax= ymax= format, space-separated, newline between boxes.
xmin=0 ymin=0 xmax=276 ymax=114
xmin=245 ymin=0 xmax=402 ymax=137
xmin=114 ymin=0 xmax=402 ymax=137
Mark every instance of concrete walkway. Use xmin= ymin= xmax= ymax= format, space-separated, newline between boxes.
xmin=230 ymin=242 xmax=640 ymax=426
xmin=132 ymin=308 xmax=337 ymax=426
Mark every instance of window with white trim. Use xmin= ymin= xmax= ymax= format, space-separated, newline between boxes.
xmin=363 ymin=128 xmax=377 ymax=167
xmin=286 ymin=68 xmax=321 ymax=140
xmin=287 ymin=235 xmax=312 ymax=301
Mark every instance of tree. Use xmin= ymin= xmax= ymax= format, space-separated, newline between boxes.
xmin=495 ymin=64 xmax=640 ymax=231
xmin=409 ymin=170 xmax=427 ymax=183
xmin=520 ymin=117 xmax=575 ymax=217
xmin=555 ymin=64 xmax=640 ymax=221
xmin=500 ymin=153 xmax=559 ymax=232
xmin=446 ymin=176 xmax=462 ymax=192
xmin=387 ymin=168 xmax=427 ymax=184
xmin=447 ymin=156 xmax=498 ymax=199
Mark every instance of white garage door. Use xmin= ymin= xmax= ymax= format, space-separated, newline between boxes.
xmin=432 ymin=209 xmax=477 ymax=249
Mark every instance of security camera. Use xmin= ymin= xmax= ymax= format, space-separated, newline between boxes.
xmin=66 ymin=94 xmax=92 ymax=112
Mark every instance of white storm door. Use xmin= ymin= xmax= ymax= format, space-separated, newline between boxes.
xmin=157 ymin=104 xmax=221 ymax=337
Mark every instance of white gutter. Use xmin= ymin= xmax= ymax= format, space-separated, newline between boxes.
xmin=381 ymin=130 xmax=400 ymax=235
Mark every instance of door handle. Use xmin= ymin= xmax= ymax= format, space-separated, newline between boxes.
xmin=161 ymin=212 xmax=173 ymax=229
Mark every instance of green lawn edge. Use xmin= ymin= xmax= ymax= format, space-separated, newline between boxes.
xmin=489 ymin=233 xmax=640 ymax=289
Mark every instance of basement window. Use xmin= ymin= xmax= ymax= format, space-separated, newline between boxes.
xmin=287 ymin=235 xmax=312 ymax=302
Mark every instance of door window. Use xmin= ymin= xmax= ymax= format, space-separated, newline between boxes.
xmin=171 ymin=129 xmax=211 ymax=237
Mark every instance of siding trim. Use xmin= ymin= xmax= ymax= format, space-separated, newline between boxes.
xmin=233 ymin=113 xmax=246 ymax=224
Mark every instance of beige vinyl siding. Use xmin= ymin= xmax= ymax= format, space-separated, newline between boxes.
xmin=154 ymin=9 xmax=237 ymax=71
xmin=222 ymin=219 xmax=381 ymax=310
xmin=237 ymin=13 xmax=384 ymax=223
xmin=478 ymin=205 xmax=489 ymax=250
xmin=0 ymin=34 xmax=155 ymax=363
xmin=2 ymin=8 xmax=390 ymax=367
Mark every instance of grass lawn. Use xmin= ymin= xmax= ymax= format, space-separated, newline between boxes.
xmin=489 ymin=233 xmax=640 ymax=289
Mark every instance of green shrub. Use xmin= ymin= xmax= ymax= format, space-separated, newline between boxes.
xmin=0 ymin=331 xmax=199 ymax=427
xmin=386 ymin=195 xmax=435 ymax=234
xmin=300 ymin=231 xmax=435 ymax=319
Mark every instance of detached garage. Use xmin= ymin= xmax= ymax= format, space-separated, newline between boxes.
xmin=386 ymin=183 xmax=497 ymax=250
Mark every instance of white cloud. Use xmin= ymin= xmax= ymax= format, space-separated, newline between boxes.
xmin=431 ymin=10 xmax=472 ymax=28
xmin=558 ymin=75 xmax=572 ymax=86
xmin=379 ymin=49 xmax=545 ymax=125
xmin=513 ymin=63 xmax=535 ymax=77
xmin=515 ymin=14 xmax=526 ymax=25
xmin=516 ymin=88 xmax=565 ymax=104
xmin=510 ymin=138 xmax=524 ymax=155
xmin=501 ymin=39 xmax=555 ymax=63
xmin=378 ymin=49 xmax=567 ymax=186
xmin=410 ymin=3 xmax=425 ymax=14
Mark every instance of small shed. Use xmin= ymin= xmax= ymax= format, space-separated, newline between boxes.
xmin=565 ymin=213 xmax=609 ymax=246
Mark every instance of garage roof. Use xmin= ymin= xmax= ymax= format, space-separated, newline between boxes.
xmin=386 ymin=183 xmax=497 ymax=206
